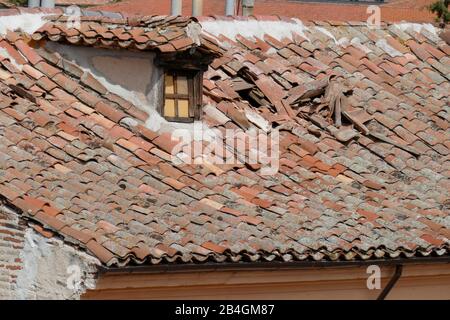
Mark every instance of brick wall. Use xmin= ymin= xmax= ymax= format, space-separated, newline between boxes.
xmin=0 ymin=204 xmax=26 ymax=299
xmin=0 ymin=204 xmax=100 ymax=300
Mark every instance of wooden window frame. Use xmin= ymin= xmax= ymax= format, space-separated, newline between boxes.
xmin=161 ymin=69 xmax=202 ymax=123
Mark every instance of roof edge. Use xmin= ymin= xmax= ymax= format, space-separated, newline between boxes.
xmin=99 ymin=255 xmax=450 ymax=275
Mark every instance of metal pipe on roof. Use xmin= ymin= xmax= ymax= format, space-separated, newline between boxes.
xmin=225 ymin=0 xmax=236 ymax=16
xmin=192 ymin=0 xmax=203 ymax=17
xmin=241 ymin=0 xmax=255 ymax=16
xmin=41 ymin=0 xmax=55 ymax=8
xmin=377 ymin=265 xmax=403 ymax=300
xmin=28 ymin=0 xmax=40 ymax=8
xmin=171 ymin=0 xmax=182 ymax=16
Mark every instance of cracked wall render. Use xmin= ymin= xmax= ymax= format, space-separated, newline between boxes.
xmin=45 ymin=42 xmax=214 ymax=134
xmin=0 ymin=205 xmax=100 ymax=300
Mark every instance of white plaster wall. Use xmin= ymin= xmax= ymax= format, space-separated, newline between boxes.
xmin=13 ymin=228 xmax=100 ymax=300
xmin=46 ymin=42 xmax=159 ymax=108
xmin=46 ymin=42 xmax=206 ymax=133
xmin=201 ymin=19 xmax=310 ymax=42
xmin=0 ymin=205 xmax=100 ymax=300
xmin=0 ymin=13 xmax=48 ymax=36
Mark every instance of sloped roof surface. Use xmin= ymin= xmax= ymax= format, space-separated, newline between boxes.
xmin=0 ymin=12 xmax=449 ymax=266
xmin=32 ymin=13 xmax=219 ymax=53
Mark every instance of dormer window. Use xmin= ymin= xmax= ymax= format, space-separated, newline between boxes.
xmin=155 ymin=49 xmax=215 ymax=123
xmin=161 ymin=69 xmax=202 ymax=123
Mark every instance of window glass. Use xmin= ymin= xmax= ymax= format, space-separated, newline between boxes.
xmin=164 ymin=99 xmax=176 ymax=117
xmin=177 ymin=76 xmax=188 ymax=95
xmin=162 ymin=70 xmax=200 ymax=122
xmin=178 ymin=99 xmax=189 ymax=117
xmin=165 ymin=74 xmax=174 ymax=94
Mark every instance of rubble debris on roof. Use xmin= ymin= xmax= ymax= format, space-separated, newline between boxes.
xmin=0 ymin=12 xmax=448 ymax=267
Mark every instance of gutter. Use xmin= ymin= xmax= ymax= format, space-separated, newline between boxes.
xmin=377 ymin=264 xmax=403 ymax=300
xmin=98 ymin=255 xmax=450 ymax=275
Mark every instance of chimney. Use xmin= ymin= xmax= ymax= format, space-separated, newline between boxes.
xmin=28 ymin=0 xmax=55 ymax=8
xmin=28 ymin=0 xmax=40 ymax=8
xmin=171 ymin=0 xmax=182 ymax=16
xmin=192 ymin=0 xmax=203 ymax=16
xmin=242 ymin=0 xmax=254 ymax=16
xmin=225 ymin=0 xmax=235 ymax=16
xmin=41 ymin=0 xmax=55 ymax=8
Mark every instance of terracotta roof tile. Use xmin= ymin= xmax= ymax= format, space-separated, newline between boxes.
xmin=0 ymin=11 xmax=448 ymax=268
xmin=32 ymin=13 xmax=218 ymax=54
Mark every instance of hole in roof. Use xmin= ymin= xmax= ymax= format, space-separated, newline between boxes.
xmin=236 ymin=88 xmax=261 ymax=110
xmin=210 ymin=75 xmax=221 ymax=81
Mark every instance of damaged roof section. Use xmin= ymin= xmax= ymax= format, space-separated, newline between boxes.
xmin=0 ymin=12 xmax=448 ymax=267
xmin=200 ymin=17 xmax=449 ymax=146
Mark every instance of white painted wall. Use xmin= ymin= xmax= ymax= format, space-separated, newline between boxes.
xmin=0 ymin=205 xmax=100 ymax=300
xmin=14 ymin=228 xmax=99 ymax=300
xmin=0 ymin=13 xmax=48 ymax=36
xmin=46 ymin=42 xmax=209 ymax=133
xmin=46 ymin=42 xmax=159 ymax=108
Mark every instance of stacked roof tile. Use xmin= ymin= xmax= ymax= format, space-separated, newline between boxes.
xmin=0 ymin=11 xmax=449 ymax=267
xmin=32 ymin=13 xmax=219 ymax=53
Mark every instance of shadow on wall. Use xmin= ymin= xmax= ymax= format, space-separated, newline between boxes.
xmin=44 ymin=42 xmax=161 ymax=109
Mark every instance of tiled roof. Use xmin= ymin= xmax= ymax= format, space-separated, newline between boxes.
xmin=96 ymin=0 xmax=437 ymax=23
xmin=1 ymin=0 xmax=109 ymax=7
xmin=32 ymin=13 xmax=219 ymax=53
xmin=0 ymin=12 xmax=449 ymax=267
xmin=0 ymin=1 xmax=14 ymax=8
xmin=55 ymin=0 xmax=112 ymax=6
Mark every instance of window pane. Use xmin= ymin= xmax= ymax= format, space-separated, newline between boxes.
xmin=177 ymin=76 xmax=188 ymax=95
xmin=165 ymin=74 xmax=174 ymax=94
xmin=164 ymin=99 xmax=176 ymax=117
xmin=178 ymin=99 xmax=189 ymax=118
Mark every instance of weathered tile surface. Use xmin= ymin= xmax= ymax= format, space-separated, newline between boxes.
xmin=0 ymin=12 xmax=448 ymax=266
